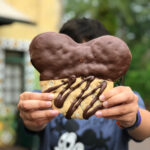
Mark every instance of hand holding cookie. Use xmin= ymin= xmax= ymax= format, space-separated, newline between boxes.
xmin=96 ymin=86 xmax=139 ymax=128
xmin=18 ymin=92 xmax=59 ymax=131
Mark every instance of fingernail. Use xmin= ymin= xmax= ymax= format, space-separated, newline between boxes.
xmin=46 ymin=102 xmax=51 ymax=106
xmin=99 ymin=95 xmax=105 ymax=101
xmin=48 ymin=94 xmax=54 ymax=99
xmin=51 ymin=110 xmax=59 ymax=115
xmin=96 ymin=111 xmax=102 ymax=117
xmin=103 ymin=101 xmax=108 ymax=107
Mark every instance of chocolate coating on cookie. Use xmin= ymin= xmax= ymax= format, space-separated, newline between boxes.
xmin=29 ymin=32 xmax=132 ymax=81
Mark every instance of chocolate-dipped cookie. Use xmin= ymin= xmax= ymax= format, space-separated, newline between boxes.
xmin=29 ymin=32 xmax=132 ymax=119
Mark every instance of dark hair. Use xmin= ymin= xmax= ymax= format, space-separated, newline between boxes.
xmin=60 ymin=18 xmax=109 ymax=43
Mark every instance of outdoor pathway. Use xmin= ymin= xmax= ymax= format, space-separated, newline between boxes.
xmin=129 ymin=137 xmax=150 ymax=150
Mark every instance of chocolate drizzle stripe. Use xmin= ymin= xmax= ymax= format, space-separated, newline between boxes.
xmin=43 ymin=80 xmax=68 ymax=93
xmin=66 ymin=76 xmax=95 ymax=119
xmin=54 ymin=75 xmax=76 ymax=108
xmin=83 ymin=81 xmax=107 ymax=119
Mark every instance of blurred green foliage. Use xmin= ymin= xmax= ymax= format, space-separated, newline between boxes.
xmin=62 ymin=0 xmax=150 ymax=104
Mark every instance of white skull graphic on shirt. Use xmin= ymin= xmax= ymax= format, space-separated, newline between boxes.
xmin=54 ymin=132 xmax=84 ymax=150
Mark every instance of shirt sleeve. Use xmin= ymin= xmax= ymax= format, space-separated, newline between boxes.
xmin=134 ymin=91 xmax=145 ymax=109
xmin=24 ymin=125 xmax=39 ymax=135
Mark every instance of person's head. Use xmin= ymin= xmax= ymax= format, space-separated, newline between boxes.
xmin=60 ymin=18 xmax=109 ymax=43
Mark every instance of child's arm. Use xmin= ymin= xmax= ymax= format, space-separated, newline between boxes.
xmin=95 ymin=86 xmax=150 ymax=140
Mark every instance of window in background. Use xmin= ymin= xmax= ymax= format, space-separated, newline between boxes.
xmin=3 ymin=50 xmax=24 ymax=105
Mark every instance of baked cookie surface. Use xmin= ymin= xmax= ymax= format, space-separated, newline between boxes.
xmin=40 ymin=77 xmax=113 ymax=119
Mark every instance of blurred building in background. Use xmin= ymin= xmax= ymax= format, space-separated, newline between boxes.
xmin=0 ymin=0 xmax=62 ymax=148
